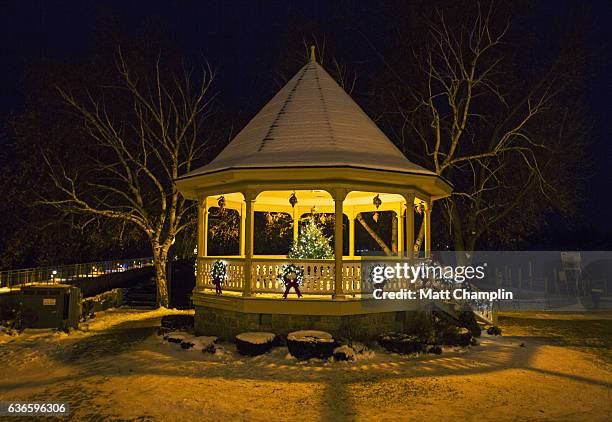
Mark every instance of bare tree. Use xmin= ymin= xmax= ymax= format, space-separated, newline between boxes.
xmin=41 ymin=51 xmax=215 ymax=306
xmin=387 ymin=3 xmax=588 ymax=254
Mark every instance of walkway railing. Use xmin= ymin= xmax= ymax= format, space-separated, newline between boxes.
xmin=0 ymin=257 xmax=154 ymax=290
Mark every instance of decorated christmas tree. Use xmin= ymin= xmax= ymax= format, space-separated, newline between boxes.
xmin=288 ymin=214 xmax=334 ymax=259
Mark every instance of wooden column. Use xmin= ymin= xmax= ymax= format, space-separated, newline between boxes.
xmin=239 ymin=201 xmax=246 ymax=256
xmin=424 ymin=202 xmax=432 ymax=256
xmin=243 ymin=191 xmax=256 ymax=297
xmin=196 ymin=198 xmax=205 ymax=287
xmin=197 ymin=199 xmax=204 ymax=258
xmin=333 ymin=189 xmax=346 ymax=300
xmin=348 ymin=206 xmax=355 ymax=258
xmin=202 ymin=198 xmax=209 ymax=258
xmin=293 ymin=205 xmax=299 ymax=243
xmin=403 ymin=193 xmax=415 ymax=258
xmin=397 ymin=204 xmax=404 ymax=255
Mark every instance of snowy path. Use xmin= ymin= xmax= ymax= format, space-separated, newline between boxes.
xmin=1 ymin=309 xmax=172 ymax=420
xmin=1 ymin=309 xmax=611 ymax=421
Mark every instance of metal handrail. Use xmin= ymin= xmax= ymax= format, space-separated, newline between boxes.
xmin=0 ymin=257 xmax=154 ymax=290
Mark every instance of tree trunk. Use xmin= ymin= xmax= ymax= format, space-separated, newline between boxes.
xmin=414 ymin=219 xmax=425 ymax=252
xmin=152 ymin=247 xmax=170 ymax=308
xmin=450 ymin=205 xmax=471 ymax=266
xmin=355 ymin=213 xmax=393 ymax=255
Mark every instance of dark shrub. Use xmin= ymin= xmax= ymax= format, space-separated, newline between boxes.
xmin=287 ymin=331 xmax=336 ymax=359
xmin=458 ymin=310 xmax=481 ymax=337
xmin=457 ymin=328 xmax=473 ymax=346
xmin=487 ymin=326 xmax=502 ymax=336
xmin=333 ymin=345 xmax=356 ymax=361
xmin=404 ymin=312 xmax=436 ymax=343
xmin=161 ymin=314 xmax=194 ymax=331
xmin=436 ymin=323 xmax=458 ymax=345
xmin=235 ymin=332 xmax=278 ymax=356
xmin=378 ymin=332 xmax=426 ymax=354
xmin=437 ymin=326 xmax=472 ymax=346
xmin=427 ymin=345 xmax=443 ymax=354
xmin=180 ymin=341 xmax=195 ymax=349
xmin=202 ymin=343 xmax=216 ymax=354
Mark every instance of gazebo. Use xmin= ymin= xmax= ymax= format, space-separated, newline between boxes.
xmin=176 ymin=51 xmax=452 ymax=340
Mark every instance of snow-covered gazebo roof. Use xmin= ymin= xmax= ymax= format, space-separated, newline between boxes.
xmin=176 ymin=53 xmax=451 ymax=201
xmin=182 ymin=60 xmax=435 ymax=178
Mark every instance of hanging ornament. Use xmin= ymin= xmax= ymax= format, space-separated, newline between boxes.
xmin=311 ymin=205 xmax=318 ymax=214
xmin=289 ymin=192 xmax=298 ymax=208
xmin=217 ymin=195 xmax=226 ymax=210
xmin=373 ymin=194 xmax=382 ymax=209
xmin=266 ymin=212 xmax=273 ymax=223
xmin=373 ymin=194 xmax=382 ymax=223
xmin=320 ymin=213 xmax=326 ymax=223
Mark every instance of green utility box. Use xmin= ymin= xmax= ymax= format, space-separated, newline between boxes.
xmin=20 ymin=284 xmax=81 ymax=330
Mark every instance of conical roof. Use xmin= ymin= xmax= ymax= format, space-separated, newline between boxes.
xmin=181 ymin=61 xmax=434 ymax=178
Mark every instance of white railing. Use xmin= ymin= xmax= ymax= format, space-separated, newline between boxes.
xmin=252 ymin=259 xmax=335 ymax=295
xmin=196 ymin=257 xmax=419 ymax=296
xmin=195 ymin=256 xmax=494 ymax=322
xmin=347 ymin=259 xmax=422 ymax=294
xmin=197 ymin=257 xmax=244 ymax=292
xmin=342 ymin=261 xmax=362 ymax=294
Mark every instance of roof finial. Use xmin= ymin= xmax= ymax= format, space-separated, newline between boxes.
xmin=310 ymin=45 xmax=316 ymax=63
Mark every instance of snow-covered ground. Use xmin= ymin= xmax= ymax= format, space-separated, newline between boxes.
xmin=1 ymin=308 xmax=611 ymax=421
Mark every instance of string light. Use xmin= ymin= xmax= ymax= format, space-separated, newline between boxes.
xmin=288 ymin=214 xmax=333 ymax=259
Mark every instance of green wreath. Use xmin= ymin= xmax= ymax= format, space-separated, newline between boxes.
xmin=210 ymin=260 xmax=227 ymax=283
xmin=277 ymin=264 xmax=304 ymax=286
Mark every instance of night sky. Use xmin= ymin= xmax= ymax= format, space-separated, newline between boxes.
xmin=1 ymin=0 xmax=611 ymax=238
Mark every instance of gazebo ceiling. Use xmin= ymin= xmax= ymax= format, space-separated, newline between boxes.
xmin=176 ymin=56 xmax=452 ymax=200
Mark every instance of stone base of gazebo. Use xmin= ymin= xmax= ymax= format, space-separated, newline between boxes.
xmin=192 ymin=292 xmax=429 ymax=341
